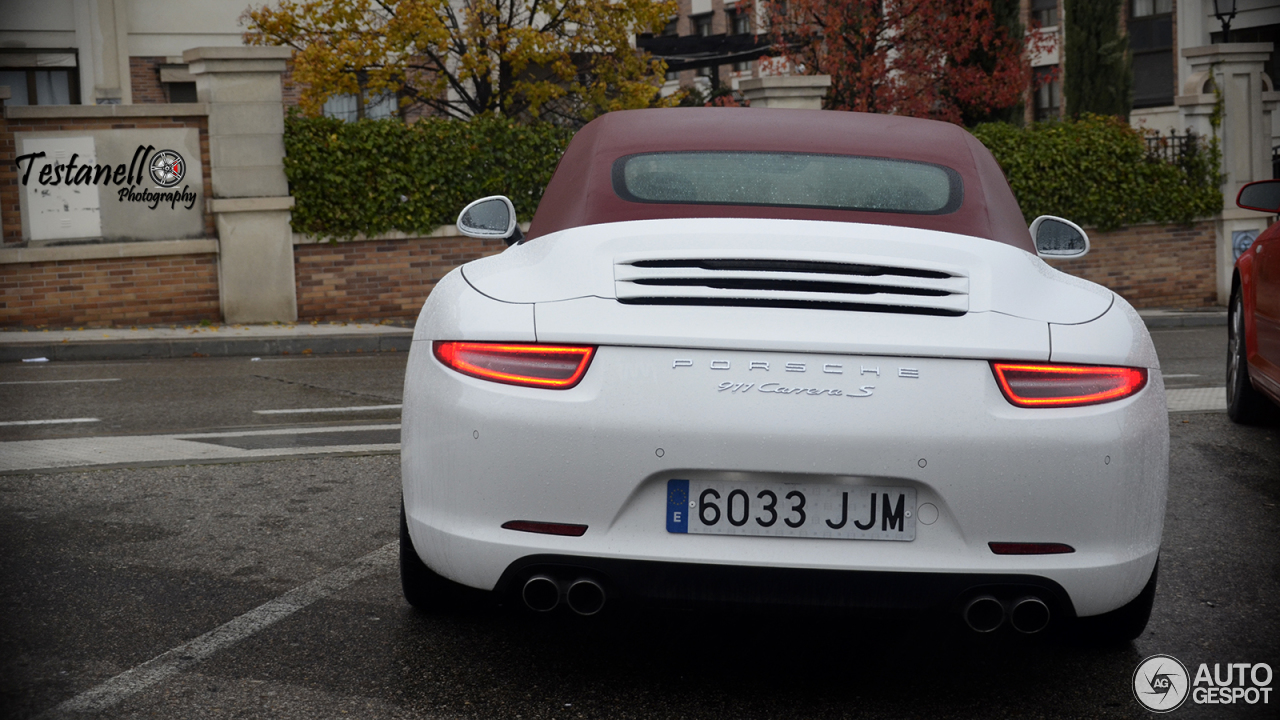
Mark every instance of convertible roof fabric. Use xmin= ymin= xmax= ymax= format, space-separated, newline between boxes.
xmin=526 ymin=108 xmax=1035 ymax=253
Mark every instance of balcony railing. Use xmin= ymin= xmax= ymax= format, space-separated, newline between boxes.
xmin=1144 ymin=132 xmax=1203 ymax=164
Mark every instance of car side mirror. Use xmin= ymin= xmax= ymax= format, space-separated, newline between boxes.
xmin=457 ymin=195 xmax=524 ymax=245
xmin=1237 ymin=180 xmax=1280 ymax=213
xmin=1030 ymin=216 xmax=1089 ymax=259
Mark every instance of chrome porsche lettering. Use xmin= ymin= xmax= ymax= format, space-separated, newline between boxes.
xmin=718 ymin=381 xmax=755 ymax=393
xmin=674 ymin=359 xmax=919 ymax=382
xmin=847 ymin=385 xmax=875 ymax=397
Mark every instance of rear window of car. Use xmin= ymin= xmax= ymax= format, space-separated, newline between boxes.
xmin=612 ymin=151 xmax=963 ymax=215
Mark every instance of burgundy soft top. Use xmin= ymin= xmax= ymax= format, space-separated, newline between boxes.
xmin=526 ymin=107 xmax=1034 ymax=253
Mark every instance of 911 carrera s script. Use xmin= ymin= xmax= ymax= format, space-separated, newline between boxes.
xmin=717 ymin=382 xmax=875 ymax=397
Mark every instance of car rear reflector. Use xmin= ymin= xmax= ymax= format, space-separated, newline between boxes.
xmin=433 ymin=342 xmax=595 ymax=389
xmin=502 ymin=520 xmax=588 ymax=537
xmin=989 ymin=542 xmax=1076 ymax=555
xmin=990 ymin=362 xmax=1147 ymax=407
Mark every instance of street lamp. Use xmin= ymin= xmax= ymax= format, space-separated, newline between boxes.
xmin=1213 ymin=0 xmax=1238 ymax=43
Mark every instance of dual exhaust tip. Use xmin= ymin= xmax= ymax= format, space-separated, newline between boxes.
xmin=963 ymin=595 xmax=1051 ymax=634
xmin=521 ymin=575 xmax=606 ymax=616
xmin=525 ymin=576 xmax=1048 ymax=630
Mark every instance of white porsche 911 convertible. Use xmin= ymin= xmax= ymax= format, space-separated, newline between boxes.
xmin=400 ymin=108 xmax=1167 ymax=641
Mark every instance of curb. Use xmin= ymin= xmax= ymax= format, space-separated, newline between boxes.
xmin=0 ymin=333 xmax=412 ymax=363
xmin=1140 ymin=313 xmax=1227 ymax=328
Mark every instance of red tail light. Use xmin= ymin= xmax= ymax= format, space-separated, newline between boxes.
xmin=991 ymin=362 xmax=1147 ymax=407
xmin=433 ymin=341 xmax=595 ymax=389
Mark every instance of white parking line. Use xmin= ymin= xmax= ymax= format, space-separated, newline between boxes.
xmin=254 ymin=404 xmax=402 ymax=415
xmin=0 ymin=424 xmax=400 ymax=472
xmin=41 ymin=542 xmax=396 ymax=717
xmin=0 ymin=378 xmax=121 ymax=385
xmin=1166 ymin=387 xmax=1227 ymax=412
xmin=0 ymin=418 xmax=99 ymax=427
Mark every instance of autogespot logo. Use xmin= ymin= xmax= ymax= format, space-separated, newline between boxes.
xmin=1134 ymin=654 xmax=1190 ymax=713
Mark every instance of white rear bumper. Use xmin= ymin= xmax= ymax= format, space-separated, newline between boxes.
xmin=402 ymin=343 xmax=1167 ymax=617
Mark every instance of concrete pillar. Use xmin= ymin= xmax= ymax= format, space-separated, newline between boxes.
xmin=185 ymin=46 xmax=297 ymax=324
xmin=73 ymin=0 xmax=133 ymax=105
xmin=1176 ymin=43 xmax=1279 ymax=303
xmin=739 ymin=76 xmax=832 ymax=110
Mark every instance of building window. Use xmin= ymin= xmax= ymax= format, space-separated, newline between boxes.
xmin=158 ymin=64 xmax=198 ymax=103
xmin=1030 ymin=0 xmax=1058 ymax=27
xmin=693 ymin=14 xmax=713 ymax=37
xmin=1034 ymin=66 xmax=1060 ymax=121
xmin=1132 ymin=0 xmax=1172 ymax=16
xmin=0 ymin=51 xmax=79 ymax=105
xmin=1130 ymin=0 xmax=1173 ymax=108
xmin=323 ymin=91 xmax=397 ymax=122
xmin=167 ymin=82 xmax=197 ymax=103
xmin=731 ymin=10 xmax=751 ymax=35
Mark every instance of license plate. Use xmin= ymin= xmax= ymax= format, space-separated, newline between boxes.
xmin=666 ymin=479 xmax=915 ymax=541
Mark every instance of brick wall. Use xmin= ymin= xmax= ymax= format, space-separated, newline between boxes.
xmin=0 ymin=254 xmax=220 ymax=328
xmin=281 ymin=62 xmax=303 ymax=108
xmin=0 ymin=112 xmax=214 ymax=246
xmin=0 ymin=220 xmax=1222 ymax=328
xmin=1046 ymin=220 xmax=1218 ymax=308
xmin=294 ymin=235 xmax=506 ymax=321
xmin=130 ymin=56 xmax=167 ymax=103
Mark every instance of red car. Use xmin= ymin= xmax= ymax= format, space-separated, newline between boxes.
xmin=1228 ymin=180 xmax=1280 ymax=422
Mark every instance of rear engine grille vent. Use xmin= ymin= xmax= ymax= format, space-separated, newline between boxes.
xmin=615 ymin=257 xmax=969 ymax=316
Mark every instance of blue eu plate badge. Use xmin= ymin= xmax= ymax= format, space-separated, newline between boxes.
xmin=666 ymin=479 xmax=689 ymax=533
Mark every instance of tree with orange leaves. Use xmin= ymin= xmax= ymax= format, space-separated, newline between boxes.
xmin=760 ymin=0 xmax=1050 ymax=125
xmin=243 ymin=0 xmax=676 ymax=125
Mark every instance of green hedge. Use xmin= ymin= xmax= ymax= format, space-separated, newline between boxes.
xmin=284 ymin=115 xmax=573 ymax=239
xmin=971 ymin=114 xmax=1221 ymax=231
xmin=285 ymin=112 xmax=1220 ymax=238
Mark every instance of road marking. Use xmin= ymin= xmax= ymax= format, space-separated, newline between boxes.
xmin=254 ymin=404 xmax=402 ymax=415
xmin=0 ymin=418 xmax=99 ymax=427
xmin=41 ymin=542 xmax=396 ymax=717
xmin=0 ymin=424 xmax=400 ymax=473
xmin=1166 ymin=387 xmax=1227 ymax=412
xmin=0 ymin=378 xmax=121 ymax=385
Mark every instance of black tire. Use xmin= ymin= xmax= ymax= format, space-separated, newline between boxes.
xmin=400 ymin=501 xmax=469 ymax=611
xmin=1227 ymin=290 xmax=1270 ymax=424
xmin=1076 ymin=560 xmax=1158 ymax=645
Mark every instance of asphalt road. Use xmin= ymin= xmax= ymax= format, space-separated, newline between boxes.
xmin=1 ymin=327 xmax=1276 ymax=719
xmin=1149 ymin=326 xmax=1231 ymax=390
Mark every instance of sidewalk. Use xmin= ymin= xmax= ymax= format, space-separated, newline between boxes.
xmin=0 ymin=321 xmax=412 ymax=362
xmin=0 ymin=308 xmax=1225 ymax=363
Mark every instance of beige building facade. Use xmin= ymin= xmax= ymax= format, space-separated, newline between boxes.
xmin=0 ymin=0 xmax=248 ymax=107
